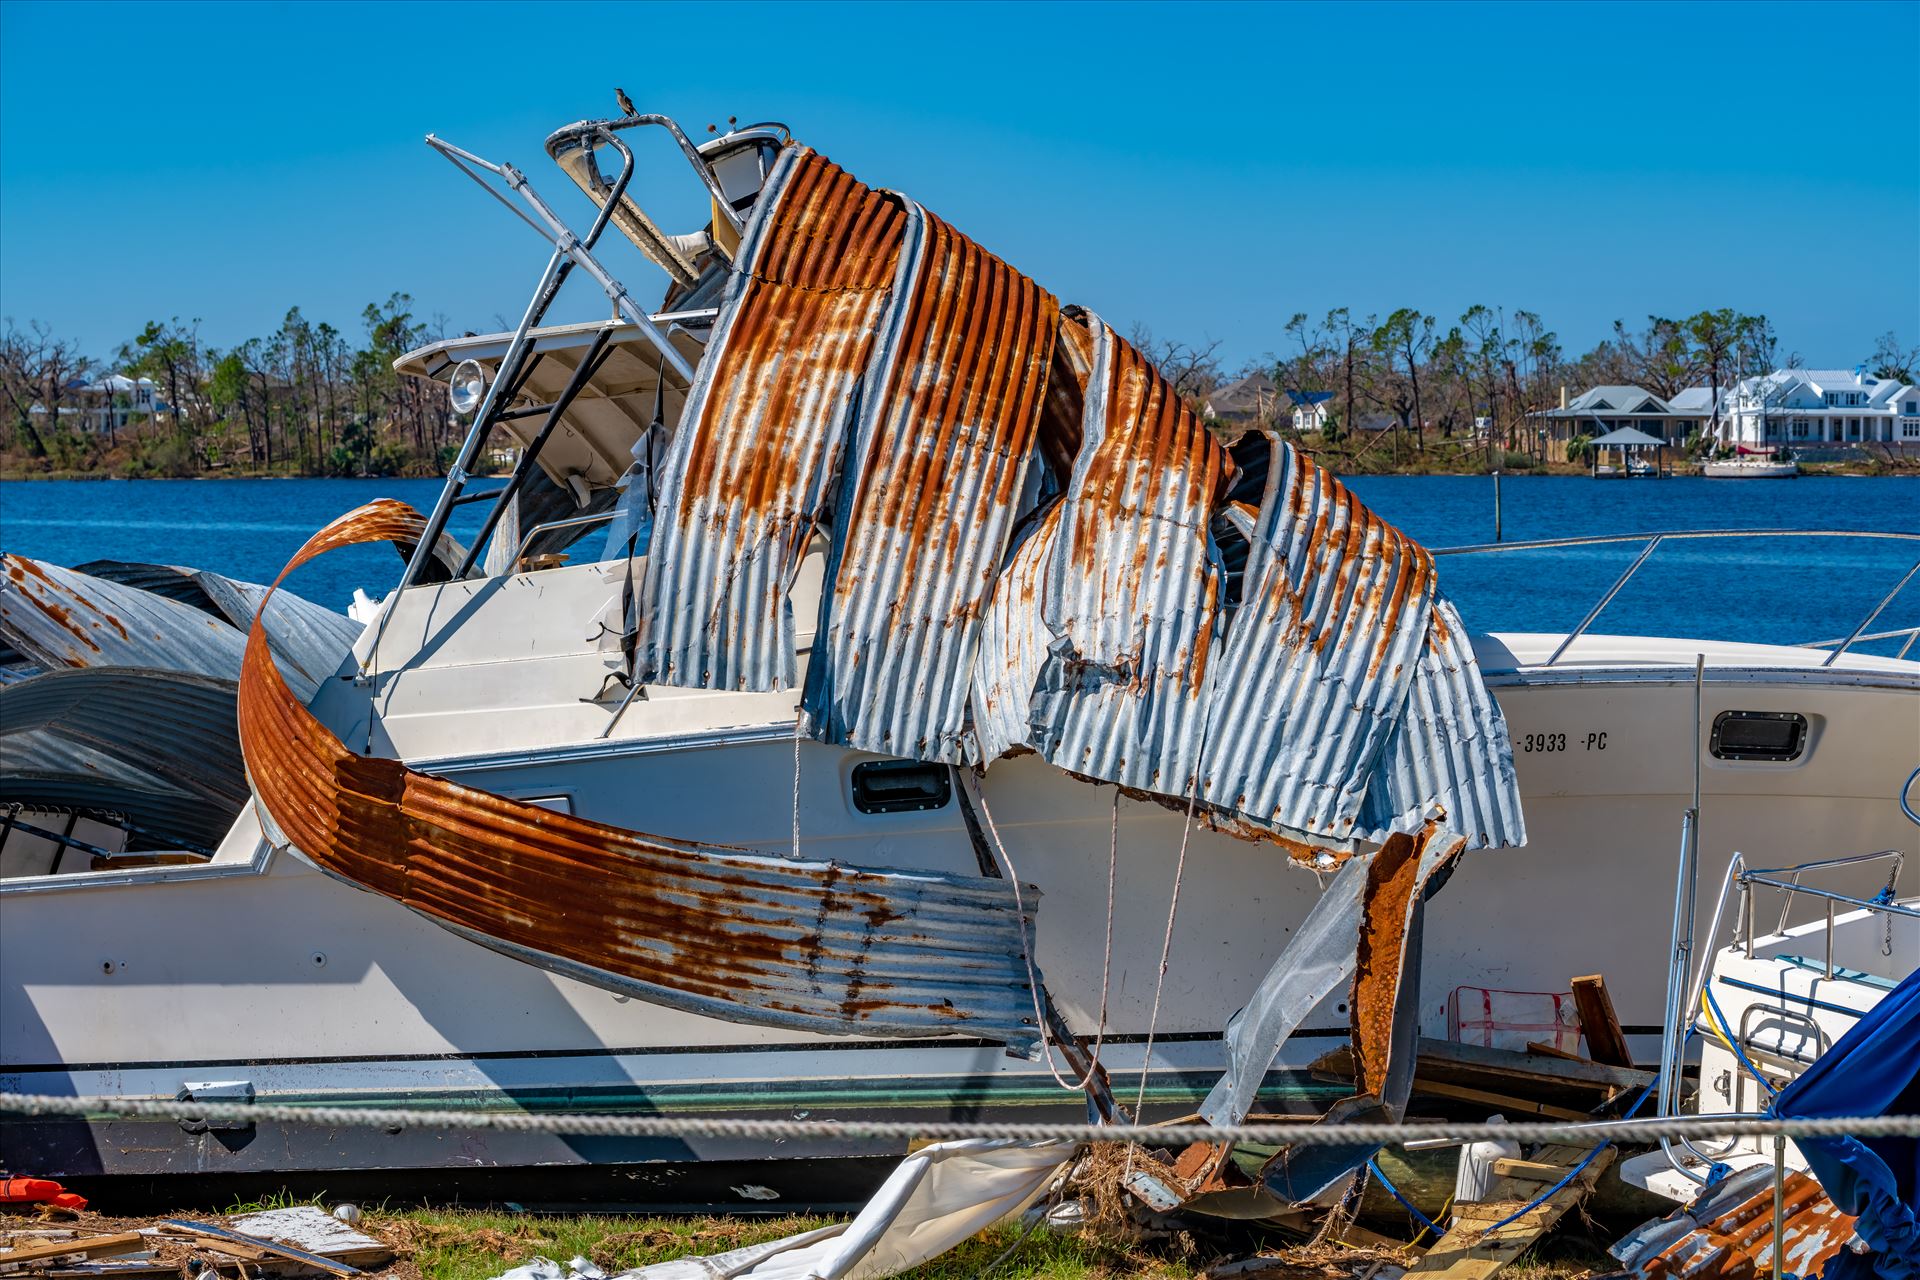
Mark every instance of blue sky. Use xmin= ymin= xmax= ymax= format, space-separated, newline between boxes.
xmin=2 ymin=0 xmax=1914 ymax=371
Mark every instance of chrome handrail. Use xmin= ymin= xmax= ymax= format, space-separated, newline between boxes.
xmin=1430 ymin=530 xmax=1920 ymax=667
xmin=512 ymin=512 xmax=615 ymax=564
xmin=1660 ymin=845 xmax=1909 ymax=1184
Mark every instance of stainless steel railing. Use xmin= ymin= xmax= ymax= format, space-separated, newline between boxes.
xmin=1430 ymin=529 xmax=1920 ymax=666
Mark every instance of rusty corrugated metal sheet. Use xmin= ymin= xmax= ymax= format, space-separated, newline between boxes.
xmin=1 ymin=555 xmax=244 ymax=680
xmin=1027 ymin=318 xmax=1232 ymax=797
xmin=239 ymin=500 xmax=1042 ymax=1046
xmin=1197 ymin=439 xmax=1465 ymax=846
xmin=641 ymin=147 xmax=912 ymax=692
xmin=1360 ymin=592 xmax=1526 ymax=849
xmin=0 ymin=556 xmax=359 ymax=703
xmin=804 ymin=205 xmax=1060 ymax=762
xmin=1612 ymin=1167 xmax=1858 ymax=1280
xmin=628 ymin=144 xmax=1521 ymax=854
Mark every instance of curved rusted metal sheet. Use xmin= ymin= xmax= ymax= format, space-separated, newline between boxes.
xmin=239 ymin=500 xmax=1042 ymax=1047
xmin=1197 ymin=439 xmax=1440 ymax=844
xmin=804 ymin=206 xmax=1060 ymax=762
xmin=623 ymin=143 xmax=1521 ymax=854
xmin=0 ymin=556 xmax=360 ymax=704
xmin=1 ymin=555 xmax=245 ymax=680
xmin=1611 ymin=1166 xmax=1857 ymax=1280
xmin=1360 ymin=593 xmax=1526 ymax=849
xmin=641 ymin=147 xmax=913 ymax=692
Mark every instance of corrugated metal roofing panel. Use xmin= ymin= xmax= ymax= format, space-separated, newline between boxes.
xmin=1197 ymin=439 xmax=1435 ymax=843
xmin=1028 ymin=318 xmax=1231 ymax=798
xmin=0 ymin=666 xmax=247 ymax=850
xmin=1360 ymin=594 xmax=1526 ymax=848
xmin=242 ymin=500 xmax=1042 ymax=1048
xmin=609 ymin=145 xmax=1523 ymax=854
xmin=804 ymin=206 xmax=1060 ymax=763
xmin=641 ymin=148 xmax=913 ymax=692
xmin=1 ymin=555 xmax=245 ymax=680
xmin=189 ymin=570 xmax=361 ymax=697
xmin=0 ymin=556 xmax=358 ymax=704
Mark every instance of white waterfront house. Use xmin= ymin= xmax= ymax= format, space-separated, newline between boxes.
xmin=1286 ymin=389 xmax=1334 ymax=433
xmin=1718 ymin=368 xmax=1920 ymax=452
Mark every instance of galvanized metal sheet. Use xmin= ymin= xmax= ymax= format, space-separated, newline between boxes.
xmin=1 ymin=555 xmax=244 ymax=680
xmin=1197 ymin=438 xmax=1437 ymax=844
xmin=0 ymin=666 xmax=247 ymax=850
xmin=1360 ymin=593 xmax=1526 ymax=849
xmin=189 ymin=572 xmax=360 ymax=698
xmin=1028 ymin=317 xmax=1232 ymax=798
xmin=241 ymin=500 xmax=1042 ymax=1047
xmin=0 ymin=556 xmax=359 ymax=704
xmin=608 ymin=145 xmax=1522 ymax=854
xmin=803 ymin=206 xmax=1060 ymax=762
xmin=641 ymin=148 xmax=913 ymax=692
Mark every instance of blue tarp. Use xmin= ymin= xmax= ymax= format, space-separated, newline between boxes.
xmin=1774 ymin=965 xmax=1920 ymax=1278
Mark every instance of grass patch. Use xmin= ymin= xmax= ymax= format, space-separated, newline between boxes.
xmin=372 ymin=1207 xmax=1199 ymax=1279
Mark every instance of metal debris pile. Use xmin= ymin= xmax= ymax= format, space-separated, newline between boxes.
xmin=0 ymin=555 xmax=360 ymax=864
xmin=0 ymin=1204 xmax=392 ymax=1278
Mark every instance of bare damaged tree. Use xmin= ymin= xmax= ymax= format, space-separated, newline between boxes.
xmin=1128 ymin=323 xmax=1226 ymax=404
xmin=1868 ymin=331 xmax=1917 ymax=383
xmin=0 ymin=319 xmax=91 ymax=458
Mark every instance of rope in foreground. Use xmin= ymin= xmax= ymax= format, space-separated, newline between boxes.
xmin=5 ymin=1093 xmax=1918 ymax=1148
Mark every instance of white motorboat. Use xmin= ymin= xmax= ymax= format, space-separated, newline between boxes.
xmin=3 ymin=109 xmax=1916 ymax=1206
xmin=1704 ymin=453 xmax=1799 ymax=479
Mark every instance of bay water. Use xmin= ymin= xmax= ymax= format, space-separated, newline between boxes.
xmin=2 ymin=474 xmax=1914 ymax=655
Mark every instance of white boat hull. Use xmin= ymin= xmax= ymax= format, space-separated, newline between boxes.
xmin=5 ymin=564 xmax=1915 ymax=1192
xmin=1702 ymin=460 xmax=1798 ymax=478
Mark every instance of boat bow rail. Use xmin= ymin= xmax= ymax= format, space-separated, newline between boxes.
xmin=1431 ymin=529 xmax=1920 ymax=666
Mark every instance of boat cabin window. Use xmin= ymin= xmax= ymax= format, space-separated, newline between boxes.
xmin=850 ymin=760 xmax=952 ymax=815
xmin=1709 ymin=710 xmax=1808 ymax=762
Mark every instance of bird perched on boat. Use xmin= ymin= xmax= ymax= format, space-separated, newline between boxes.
xmin=614 ymin=87 xmax=637 ymax=117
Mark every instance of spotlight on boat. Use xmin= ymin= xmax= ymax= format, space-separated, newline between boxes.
xmin=448 ymin=360 xmax=488 ymax=415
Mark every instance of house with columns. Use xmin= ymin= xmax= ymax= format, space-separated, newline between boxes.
xmin=1718 ymin=368 xmax=1920 ymax=452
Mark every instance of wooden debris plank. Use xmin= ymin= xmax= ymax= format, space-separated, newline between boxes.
xmin=1404 ymin=1143 xmax=1614 ymax=1280
xmin=1489 ymin=1157 xmax=1573 ymax=1182
xmin=1402 ymin=1079 xmax=1593 ymax=1121
xmin=0 ymin=1233 xmax=148 ymax=1268
xmin=158 ymin=1223 xmax=358 ymax=1279
xmin=1571 ymin=975 xmax=1633 ymax=1067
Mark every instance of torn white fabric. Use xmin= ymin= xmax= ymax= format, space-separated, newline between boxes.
xmin=489 ymin=1139 xmax=1073 ymax=1280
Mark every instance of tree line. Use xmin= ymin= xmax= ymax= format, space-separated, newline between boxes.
xmin=3 ymin=300 xmax=1915 ymax=478
xmin=1139 ymin=308 xmax=1918 ymax=461
xmin=0 ymin=296 xmax=457 ymax=477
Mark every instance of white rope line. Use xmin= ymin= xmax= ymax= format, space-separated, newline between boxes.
xmin=790 ymin=709 xmax=803 ymax=860
xmin=1086 ymin=787 xmax=1120 ymax=1080
xmin=1132 ymin=777 xmax=1198 ymax=1123
xmin=6 ymin=1094 xmax=1916 ymax=1148
xmin=967 ymin=769 xmax=1087 ymax=1094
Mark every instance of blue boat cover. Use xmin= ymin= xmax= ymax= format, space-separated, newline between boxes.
xmin=1773 ymin=965 xmax=1920 ymax=1278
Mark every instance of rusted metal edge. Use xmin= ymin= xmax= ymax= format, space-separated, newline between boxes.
xmin=238 ymin=500 xmax=1043 ymax=1048
xmin=641 ymin=148 xmax=913 ymax=693
xmin=803 ymin=201 xmax=1061 ymax=763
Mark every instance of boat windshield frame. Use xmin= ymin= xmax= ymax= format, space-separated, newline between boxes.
xmin=360 ymin=121 xmax=718 ymax=677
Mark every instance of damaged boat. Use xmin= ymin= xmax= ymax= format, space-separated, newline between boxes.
xmin=3 ymin=105 xmax=1917 ymax=1207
